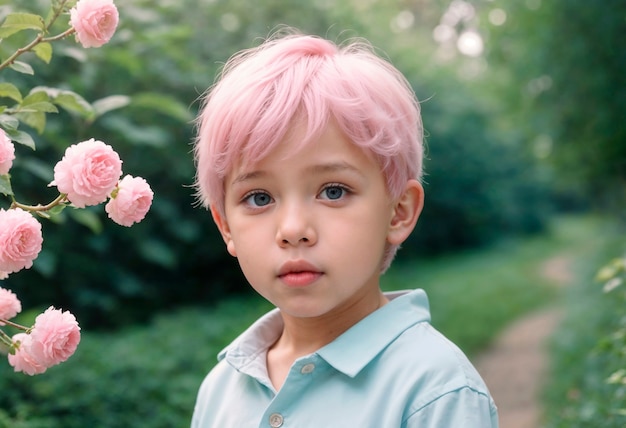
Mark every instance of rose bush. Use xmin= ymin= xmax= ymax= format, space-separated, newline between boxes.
xmin=0 ymin=0 xmax=151 ymax=375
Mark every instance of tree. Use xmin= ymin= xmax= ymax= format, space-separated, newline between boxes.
xmin=486 ymin=0 xmax=626 ymax=211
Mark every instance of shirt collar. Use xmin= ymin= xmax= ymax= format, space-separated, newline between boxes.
xmin=219 ymin=289 xmax=431 ymax=379
xmin=217 ymin=307 xmax=283 ymax=387
xmin=316 ymin=289 xmax=431 ymax=377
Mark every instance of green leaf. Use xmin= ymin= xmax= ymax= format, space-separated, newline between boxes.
xmin=0 ymin=83 xmax=23 ymax=103
xmin=92 ymin=95 xmax=131 ymax=118
xmin=0 ymin=114 xmax=19 ymax=131
xmin=18 ymin=101 xmax=58 ymax=114
xmin=138 ymin=239 xmax=178 ymax=269
xmin=32 ymin=42 xmax=53 ymax=64
xmin=602 ymin=277 xmax=623 ymax=293
xmin=54 ymin=92 xmax=94 ymax=118
xmin=32 ymin=248 xmax=57 ymax=277
xmin=18 ymin=158 xmax=53 ymax=181
xmin=48 ymin=204 xmax=67 ymax=216
xmin=69 ymin=208 xmax=103 ymax=234
xmin=23 ymin=90 xmax=51 ymax=104
xmin=0 ymin=13 xmax=45 ymax=38
xmin=6 ymin=129 xmax=36 ymax=150
xmin=31 ymin=86 xmax=95 ymax=119
xmin=19 ymin=90 xmax=58 ymax=116
xmin=99 ymin=116 xmax=169 ymax=148
xmin=30 ymin=86 xmax=94 ymax=118
xmin=36 ymin=210 xmax=51 ymax=219
xmin=0 ymin=174 xmax=13 ymax=196
xmin=15 ymin=111 xmax=46 ymax=134
xmin=130 ymin=92 xmax=194 ymax=122
xmin=9 ymin=61 xmax=34 ymax=75
xmin=59 ymin=46 xmax=88 ymax=63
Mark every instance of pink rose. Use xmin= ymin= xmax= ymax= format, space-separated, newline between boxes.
xmin=0 ymin=129 xmax=15 ymax=175
xmin=105 ymin=175 xmax=154 ymax=227
xmin=8 ymin=333 xmax=47 ymax=376
xmin=0 ymin=271 xmax=8 ymax=280
xmin=70 ymin=0 xmax=119 ymax=48
xmin=0 ymin=208 xmax=43 ymax=274
xmin=0 ymin=287 xmax=21 ymax=324
xmin=28 ymin=306 xmax=81 ymax=368
xmin=50 ymin=138 xmax=122 ymax=208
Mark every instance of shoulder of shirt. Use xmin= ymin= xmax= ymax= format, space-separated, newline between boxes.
xmin=365 ymin=290 xmax=492 ymax=400
xmin=398 ymin=320 xmax=488 ymax=389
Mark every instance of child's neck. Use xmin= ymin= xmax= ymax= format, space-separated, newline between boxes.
xmin=266 ymin=289 xmax=388 ymax=390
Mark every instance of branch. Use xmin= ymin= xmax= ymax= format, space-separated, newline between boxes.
xmin=0 ymin=329 xmax=14 ymax=347
xmin=0 ymin=318 xmax=30 ymax=332
xmin=0 ymin=33 xmax=43 ymax=71
xmin=42 ymin=27 xmax=75 ymax=43
xmin=0 ymin=27 xmax=75 ymax=71
xmin=46 ymin=0 xmax=73 ymax=32
xmin=10 ymin=193 xmax=68 ymax=212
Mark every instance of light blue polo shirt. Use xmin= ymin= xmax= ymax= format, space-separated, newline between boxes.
xmin=191 ymin=289 xmax=499 ymax=427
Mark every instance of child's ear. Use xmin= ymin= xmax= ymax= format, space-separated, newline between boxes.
xmin=210 ymin=206 xmax=237 ymax=257
xmin=387 ymin=179 xmax=424 ymax=246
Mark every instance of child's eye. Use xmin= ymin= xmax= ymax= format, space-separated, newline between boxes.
xmin=243 ymin=191 xmax=273 ymax=207
xmin=319 ymin=184 xmax=349 ymax=201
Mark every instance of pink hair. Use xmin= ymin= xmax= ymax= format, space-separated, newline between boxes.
xmin=194 ymin=31 xmax=423 ymax=270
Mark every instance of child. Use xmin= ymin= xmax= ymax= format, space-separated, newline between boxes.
xmin=191 ymin=29 xmax=499 ymax=427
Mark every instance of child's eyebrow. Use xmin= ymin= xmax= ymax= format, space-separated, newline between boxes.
xmin=230 ymin=170 xmax=268 ymax=186
xmin=306 ymin=162 xmax=365 ymax=177
xmin=230 ymin=161 xmax=365 ymax=186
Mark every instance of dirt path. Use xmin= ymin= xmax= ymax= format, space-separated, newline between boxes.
xmin=473 ymin=256 xmax=573 ymax=428
xmin=474 ymin=308 xmax=562 ymax=428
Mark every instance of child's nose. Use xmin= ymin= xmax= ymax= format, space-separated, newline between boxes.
xmin=275 ymin=201 xmax=317 ymax=247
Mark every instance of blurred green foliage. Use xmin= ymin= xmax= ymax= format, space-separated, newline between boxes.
xmin=544 ymin=223 xmax=626 ymax=427
xmin=483 ymin=1 xmax=626 ymax=423
xmin=485 ymin=0 xmax=626 ymax=211
xmin=1 ymin=0 xmax=593 ymax=331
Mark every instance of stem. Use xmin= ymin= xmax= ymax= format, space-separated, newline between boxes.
xmin=10 ymin=193 xmax=68 ymax=212
xmin=0 ymin=318 xmax=30 ymax=332
xmin=42 ymin=27 xmax=75 ymax=44
xmin=0 ymin=28 xmax=75 ymax=72
xmin=46 ymin=0 xmax=72 ymax=32
xmin=0 ymin=34 xmax=43 ymax=71
xmin=0 ymin=329 xmax=14 ymax=347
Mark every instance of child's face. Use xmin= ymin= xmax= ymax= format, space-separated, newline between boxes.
xmin=213 ymin=122 xmax=405 ymax=320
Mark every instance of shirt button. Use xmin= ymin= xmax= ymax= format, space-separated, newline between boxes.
xmin=269 ymin=413 xmax=284 ymax=427
xmin=301 ymin=363 xmax=315 ymax=374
